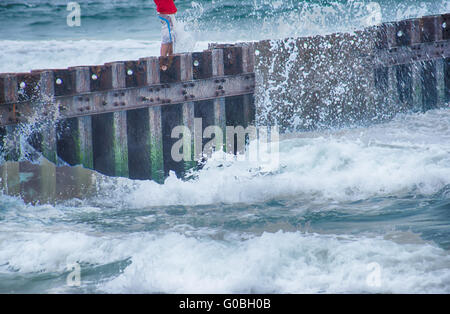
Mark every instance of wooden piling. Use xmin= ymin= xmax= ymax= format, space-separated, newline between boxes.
xmin=57 ymin=67 xmax=94 ymax=168
xmin=392 ymin=21 xmax=414 ymax=111
xmin=0 ymin=74 xmax=21 ymax=161
xmin=91 ymin=62 xmax=129 ymax=177
xmin=125 ymin=57 xmax=165 ymax=182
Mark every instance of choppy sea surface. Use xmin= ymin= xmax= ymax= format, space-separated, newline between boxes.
xmin=0 ymin=0 xmax=450 ymax=293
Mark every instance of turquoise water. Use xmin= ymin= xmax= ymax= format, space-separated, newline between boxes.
xmin=0 ymin=0 xmax=450 ymax=293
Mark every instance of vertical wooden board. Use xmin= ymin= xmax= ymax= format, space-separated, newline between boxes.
xmin=435 ymin=59 xmax=446 ymax=106
xmin=149 ymin=105 xmax=164 ymax=183
xmin=75 ymin=116 xmax=94 ymax=169
xmin=90 ymin=65 xmax=113 ymax=91
xmin=395 ymin=64 xmax=413 ymax=110
xmin=419 ymin=16 xmax=439 ymax=43
xmin=0 ymin=74 xmax=6 ymax=104
xmin=445 ymin=58 xmax=450 ymax=103
xmin=112 ymin=111 xmax=129 ymax=178
xmin=422 ymin=60 xmax=438 ymax=110
xmin=159 ymin=55 xmax=181 ymax=83
xmin=161 ymin=103 xmax=183 ymax=177
xmin=442 ymin=14 xmax=450 ymax=40
xmin=194 ymin=100 xmax=215 ymax=155
xmin=192 ymin=51 xmax=212 ymax=80
xmin=395 ymin=20 xmax=416 ymax=46
xmin=212 ymin=49 xmax=224 ymax=77
xmin=53 ymin=69 xmax=75 ymax=96
xmin=411 ymin=62 xmax=423 ymax=112
xmin=387 ymin=66 xmax=400 ymax=114
xmin=57 ymin=67 xmax=94 ymax=169
xmin=127 ymin=108 xmax=151 ymax=180
xmin=92 ymin=113 xmax=115 ymax=176
xmin=56 ymin=118 xmax=79 ymax=165
xmin=213 ymin=98 xmax=226 ymax=153
xmin=182 ymin=102 xmax=196 ymax=172
xmin=223 ymin=46 xmax=243 ymax=75
xmin=16 ymin=72 xmax=40 ymax=102
xmin=140 ymin=57 xmax=160 ymax=85
xmin=243 ymin=94 xmax=256 ymax=127
xmin=225 ymin=95 xmax=246 ymax=154
xmin=125 ymin=60 xmax=147 ymax=88
xmin=180 ymin=53 xmax=193 ymax=82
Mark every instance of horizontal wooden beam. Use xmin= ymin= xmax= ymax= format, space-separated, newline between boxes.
xmin=368 ymin=39 xmax=450 ymax=68
xmin=0 ymin=73 xmax=255 ymax=126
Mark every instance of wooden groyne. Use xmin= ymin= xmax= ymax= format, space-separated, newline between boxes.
xmin=1 ymin=13 xmax=449 ymax=186
xmin=0 ymin=45 xmax=256 ymax=182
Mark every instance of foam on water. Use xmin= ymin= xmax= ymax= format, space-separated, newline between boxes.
xmin=90 ymin=109 xmax=450 ymax=208
xmin=0 ymin=227 xmax=449 ymax=293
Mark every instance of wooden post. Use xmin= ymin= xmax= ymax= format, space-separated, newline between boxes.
xmin=180 ymin=53 xmax=197 ymax=172
xmin=393 ymin=21 xmax=414 ymax=112
xmin=37 ymin=70 xmax=57 ymax=163
xmin=0 ymin=74 xmax=20 ymax=161
xmin=240 ymin=42 xmax=256 ymax=127
xmin=92 ymin=62 xmax=129 ymax=177
xmin=57 ymin=67 xmax=94 ymax=169
xmin=126 ymin=57 xmax=165 ymax=182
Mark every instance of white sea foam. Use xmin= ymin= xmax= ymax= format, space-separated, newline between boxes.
xmin=91 ymin=109 xmax=450 ymax=208
xmin=0 ymin=229 xmax=448 ymax=293
xmin=0 ymin=39 xmax=210 ymax=73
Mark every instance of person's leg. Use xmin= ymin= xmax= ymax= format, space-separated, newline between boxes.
xmin=160 ymin=43 xmax=173 ymax=57
xmin=159 ymin=15 xmax=174 ymax=57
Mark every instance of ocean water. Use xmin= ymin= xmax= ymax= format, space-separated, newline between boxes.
xmin=0 ymin=0 xmax=450 ymax=293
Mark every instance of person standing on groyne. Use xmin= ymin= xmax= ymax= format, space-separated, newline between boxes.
xmin=154 ymin=0 xmax=178 ymax=56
